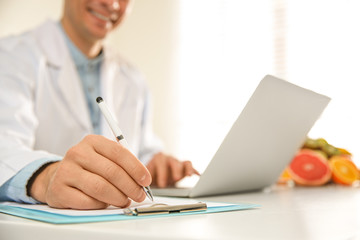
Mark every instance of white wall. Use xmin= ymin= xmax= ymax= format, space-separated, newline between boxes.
xmin=0 ymin=0 xmax=63 ymax=37
xmin=107 ymin=0 xmax=181 ymax=154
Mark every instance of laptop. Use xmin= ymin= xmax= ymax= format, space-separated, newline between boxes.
xmin=152 ymin=75 xmax=331 ymax=198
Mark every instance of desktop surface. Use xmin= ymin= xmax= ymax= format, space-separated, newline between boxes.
xmin=1 ymin=184 xmax=359 ymax=240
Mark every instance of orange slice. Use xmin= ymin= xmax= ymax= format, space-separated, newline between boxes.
xmin=329 ymin=156 xmax=359 ymax=185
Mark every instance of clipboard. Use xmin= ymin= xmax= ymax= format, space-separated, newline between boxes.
xmin=124 ymin=202 xmax=207 ymax=216
xmin=0 ymin=197 xmax=260 ymax=224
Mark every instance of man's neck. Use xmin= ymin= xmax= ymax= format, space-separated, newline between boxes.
xmin=60 ymin=18 xmax=102 ymax=59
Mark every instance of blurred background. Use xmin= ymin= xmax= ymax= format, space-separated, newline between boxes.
xmin=0 ymin=0 xmax=359 ymax=172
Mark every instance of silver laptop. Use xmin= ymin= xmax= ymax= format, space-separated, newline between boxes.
xmin=152 ymin=75 xmax=330 ymax=198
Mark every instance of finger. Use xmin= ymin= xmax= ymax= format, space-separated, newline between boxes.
xmin=60 ymin=161 xmax=131 ymax=208
xmin=44 ymin=162 xmax=109 ymax=209
xmin=99 ymin=161 xmax=146 ymax=203
xmin=193 ymin=168 xmax=201 ymax=176
xmin=46 ymin=184 xmax=108 ymax=210
xmin=83 ymin=135 xmax=152 ymax=186
xmin=73 ymin=169 xmax=132 ymax=208
xmin=168 ymin=157 xmax=184 ymax=182
xmin=146 ymin=160 xmax=155 ymax=177
xmin=75 ymin=149 xmax=146 ymax=203
xmin=183 ymin=161 xmax=199 ymax=176
xmin=146 ymin=160 xmax=157 ymax=184
xmin=154 ymin=154 xmax=168 ymax=188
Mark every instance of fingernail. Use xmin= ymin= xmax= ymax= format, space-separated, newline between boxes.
xmin=140 ymin=174 xmax=150 ymax=185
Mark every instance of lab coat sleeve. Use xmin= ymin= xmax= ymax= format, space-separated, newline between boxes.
xmin=0 ymin=36 xmax=63 ymax=203
xmin=138 ymin=90 xmax=164 ymax=165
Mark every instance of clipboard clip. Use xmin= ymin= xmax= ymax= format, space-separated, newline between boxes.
xmin=124 ymin=202 xmax=207 ymax=216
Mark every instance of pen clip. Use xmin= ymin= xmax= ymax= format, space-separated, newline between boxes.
xmin=124 ymin=202 xmax=207 ymax=216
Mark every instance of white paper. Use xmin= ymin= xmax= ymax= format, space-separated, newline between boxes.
xmin=1 ymin=197 xmax=233 ymax=217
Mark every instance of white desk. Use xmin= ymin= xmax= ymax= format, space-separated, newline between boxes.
xmin=1 ymin=184 xmax=359 ymax=240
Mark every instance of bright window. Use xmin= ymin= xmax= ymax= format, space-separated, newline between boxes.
xmin=286 ymin=1 xmax=360 ymax=166
xmin=176 ymin=0 xmax=359 ymax=171
xmin=176 ymin=0 xmax=275 ymax=171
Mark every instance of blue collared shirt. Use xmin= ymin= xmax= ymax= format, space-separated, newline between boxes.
xmin=0 ymin=22 xmax=103 ymax=203
xmin=59 ymin=23 xmax=103 ymax=134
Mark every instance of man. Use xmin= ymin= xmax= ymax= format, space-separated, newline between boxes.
xmin=0 ymin=0 xmax=198 ymax=209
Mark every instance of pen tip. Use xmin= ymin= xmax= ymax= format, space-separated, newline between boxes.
xmin=96 ymin=97 xmax=103 ymax=103
xmin=144 ymin=186 xmax=154 ymax=202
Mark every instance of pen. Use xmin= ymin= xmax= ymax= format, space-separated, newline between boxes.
xmin=96 ymin=96 xmax=154 ymax=202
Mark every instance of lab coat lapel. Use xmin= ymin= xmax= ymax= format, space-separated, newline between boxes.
xmin=35 ymin=20 xmax=92 ymax=132
xmin=56 ymin=61 xmax=92 ymax=132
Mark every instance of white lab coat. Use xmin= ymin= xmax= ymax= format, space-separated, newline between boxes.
xmin=0 ymin=20 xmax=162 ymax=185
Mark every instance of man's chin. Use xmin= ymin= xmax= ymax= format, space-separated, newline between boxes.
xmin=88 ymin=28 xmax=110 ymax=41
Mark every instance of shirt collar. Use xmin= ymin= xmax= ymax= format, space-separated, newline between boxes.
xmin=58 ymin=22 xmax=103 ymax=68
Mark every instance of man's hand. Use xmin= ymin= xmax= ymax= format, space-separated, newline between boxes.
xmin=30 ymin=135 xmax=152 ymax=210
xmin=146 ymin=153 xmax=199 ymax=188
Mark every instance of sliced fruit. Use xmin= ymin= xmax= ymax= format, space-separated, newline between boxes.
xmin=337 ymin=148 xmax=352 ymax=156
xmin=321 ymin=144 xmax=340 ymax=157
xmin=303 ymin=138 xmax=319 ymax=149
xmin=316 ymin=138 xmax=328 ymax=149
xmin=288 ymin=149 xmax=331 ymax=186
xmin=278 ymin=168 xmax=292 ymax=184
xmin=329 ymin=156 xmax=359 ymax=185
xmin=314 ymin=150 xmax=328 ymax=160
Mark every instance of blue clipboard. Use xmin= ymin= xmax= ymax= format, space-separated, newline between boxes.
xmin=0 ymin=202 xmax=260 ymax=224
